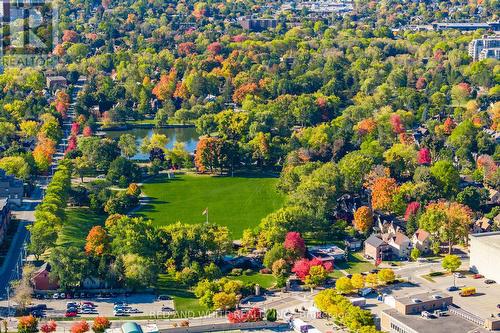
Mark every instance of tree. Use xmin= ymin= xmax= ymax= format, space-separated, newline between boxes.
xmin=212 ymin=292 xmax=238 ymax=310
xmin=410 ymin=248 xmax=421 ymax=262
xmin=419 ymin=202 xmax=472 ymax=254
xmin=377 ymin=269 xmax=395 ymax=284
xmin=263 ymin=244 xmax=286 ymax=268
xmin=335 ymin=276 xmax=353 ymax=294
xmin=106 ymin=157 xmax=141 ymax=187
xmin=351 ymin=273 xmax=365 ymax=290
xmin=0 ymin=156 xmax=31 ymax=180
xmin=417 ymin=148 xmax=431 ymax=165
xmin=85 ymin=226 xmax=109 ymax=256
xmin=365 ymin=273 xmax=378 ymax=287
xmin=118 ymin=134 xmax=138 ymax=158
xmin=291 ymin=258 xmax=312 ymax=280
xmin=283 ymin=231 xmax=306 ymax=259
xmin=339 ymin=152 xmax=374 ymax=192
xmin=442 ymin=254 xmax=461 ymax=273
xmin=265 ymin=309 xmax=277 ymax=322
xmin=73 ymin=156 xmax=91 ymax=182
xmin=11 ymin=265 xmax=35 ymax=310
xmin=48 ymin=246 xmax=88 ymax=289
xmin=456 ymin=187 xmax=487 ymax=211
xmin=368 ymin=177 xmax=398 ymax=212
xmin=40 ymin=321 xmax=57 ymax=333
xmin=305 ymin=265 xmax=328 ymax=289
xmin=430 ymin=161 xmax=460 ymax=198
xmin=17 ymin=316 xmax=38 ymax=333
xmin=70 ymin=321 xmax=89 ymax=333
xmin=353 ymin=206 xmax=374 ymax=233
xmin=91 ymin=317 xmax=110 ymax=333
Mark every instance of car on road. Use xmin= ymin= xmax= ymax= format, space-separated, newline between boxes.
xmin=65 ymin=311 xmax=78 ymax=317
xmin=157 ymin=295 xmax=171 ymax=301
xmin=161 ymin=306 xmax=174 ymax=312
xmin=96 ymin=174 xmax=106 ymax=179
xmin=446 ymin=286 xmax=459 ymax=292
xmin=472 ymin=274 xmax=483 ymax=279
xmin=485 ymin=279 xmax=496 ymax=284
xmin=113 ymin=310 xmax=128 ymax=317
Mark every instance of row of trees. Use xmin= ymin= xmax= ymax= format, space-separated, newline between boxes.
xmin=18 ymin=316 xmax=110 ymax=333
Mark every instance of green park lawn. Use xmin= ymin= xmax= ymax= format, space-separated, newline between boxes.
xmin=136 ymin=172 xmax=285 ymax=238
xmin=335 ymin=252 xmax=376 ymax=274
xmin=57 ymin=208 xmax=106 ymax=248
xmin=227 ymin=272 xmax=276 ymax=289
xmin=156 ymin=274 xmax=209 ymax=316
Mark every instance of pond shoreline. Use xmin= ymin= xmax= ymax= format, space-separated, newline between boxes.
xmin=99 ymin=123 xmax=195 ymax=131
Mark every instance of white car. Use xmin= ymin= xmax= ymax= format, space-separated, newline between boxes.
xmin=59 ymin=293 xmax=66 ymax=299
xmin=96 ymin=175 xmax=106 ymax=179
xmin=52 ymin=293 xmax=59 ymax=299
xmin=113 ymin=310 xmax=127 ymax=317
xmin=454 ymin=272 xmax=464 ymax=278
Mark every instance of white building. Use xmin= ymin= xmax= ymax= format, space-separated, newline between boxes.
xmin=468 ymin=35 xmax=500 ymax=61
xmin=469 ymin=232 xmax=500 ymax=282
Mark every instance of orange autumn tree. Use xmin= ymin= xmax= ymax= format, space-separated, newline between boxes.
xmin=232 ymin=82 xmax=258 ymax=103
xmin=152 ymin=70 xmax=177 ymax=101
xmin=85 ymin=226 xmax=109 ymax=256
xmin=194 ymin=136 xmax=220 ymax=173
xmin=54 ymin=90 xmax=70 ymax=116
xmin=33 ymin=135 xmax=56 ymax=172
xmin=368 ymin=177 xmax=398 ymax=212
xmin=353 ymin=206 xmax=374 ymax=233
xmin=91 ymin=317 xmax=111 ymax=333
xmin=355 ymin=118 xmax=377 ymax=136
xmin=70 ymin=321 xmax=89 ymax=333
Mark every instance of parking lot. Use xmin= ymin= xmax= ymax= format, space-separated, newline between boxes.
xmin=430 ymin=273 xmax=500 ymax=319
xmin=23 ymin=294 xmax=175 ymax=318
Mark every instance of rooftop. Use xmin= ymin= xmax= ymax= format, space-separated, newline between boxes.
xmin=470 ymin=231 xmax=500 ymax=251
xmin=395 ymin=292 xmax=452 ymax=306
xmin=383 ymin=308 xmax=489 ymax=333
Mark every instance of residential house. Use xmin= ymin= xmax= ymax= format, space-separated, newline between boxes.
xmin=0 ymin=198 xmax=11 ymax=245
xmin=364 ymin=234 xmax=391 ymax=261
xmin=412 ymin=229 xmax=431 ymax=254
xmin=344 ymin=236 xmax=362 ymax=251
xmin=385 ymin=231 xmax=411 ymax=259
xmin=472 ymin=217 xmax=493 ymax=234
xmin=82 ymin=277 xmax=109 ymax=289
xmin=46 ymin=76 xmax=67 ymax=91
xmin=487 ymin=188 xmax=500 ymax=206
xmin=238 ymin=16 xmax=278 ymax=31
xmin=30 ymin=263 xmax=59 ymax=290
xmin=0 ymin=169 xmax=23 ymax=206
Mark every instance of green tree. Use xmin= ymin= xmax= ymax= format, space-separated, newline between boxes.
xmin=335 ymin=276 xmax=353 ymax=294
xmin=430 ymin=160 xmax=460 ymax=198
xmin=442 ymin=254 xmax=461 ymax=273
xmin=410 ymin=248 xmax=421 ymax=262
xmin=118 ymin=134 xmax=138 ymax=158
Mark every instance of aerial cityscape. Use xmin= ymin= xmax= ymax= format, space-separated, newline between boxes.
xmin=0 ymin=0 xmax=498 ymax=332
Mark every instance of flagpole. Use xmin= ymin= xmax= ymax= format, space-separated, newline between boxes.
xmin=206 ymin=208 xmax=209 ymax=224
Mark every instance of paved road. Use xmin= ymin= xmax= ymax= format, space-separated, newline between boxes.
xmin=0 ymin=87 xmax=80 ymax=300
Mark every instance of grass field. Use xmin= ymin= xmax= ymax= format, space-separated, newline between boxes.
xmin=136 ymin=172 xmax=285 ymax=238
xmin=57 ymin=208 xmax=106 ymax=248
xmin=335 ymin=252 xmax=376 ymax=274
xmin=156 ymin=274 xmax=208 ymax=315
xmin=227 ymin=273 xmax=276 ymax=289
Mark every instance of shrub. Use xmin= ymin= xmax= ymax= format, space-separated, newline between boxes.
xmin=229 ymin=268 xmax=243 ymax=276
xmin=260 ymin=268 xmax=271 ymax=274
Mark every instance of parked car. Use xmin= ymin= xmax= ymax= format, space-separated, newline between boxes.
xmin=31 ymin=310 xmax=44 ymax=318
xmin=96 ymin=174 xmax=106 ymax=179
xmin=67 ymin=302 xmax=78 ymax=308
xmin=125 ymin=308 xmax=141 ymax=314
xmin=113 ymin=310 xmax=128 ymax=317
xmin=472 ymin=274 xmax=483 ymax=279
xmin=82 ymin=301 xmax=95 ymax=307
xmin=453 ymin=272 xmax=464 ymax=278
xmin=497 ymin=304 xmax=500 ymax=309
xmin=161 ymin=306 xmax=174 ymax=312
xmin=59 ymin=293 xmax=66 ymax=298
xmin=446 ymin=286 xmax=459 ymax=292
xmin=81 ymin=308 xmax=97 ymax=314
xmin=485 ymin=279 xmax=496 ymax=284
xmin=65 ymin=311 xmax=78 ymax=317
xmin=52 ymin=293 xmax=59 ymax=299
xmin=157 ymin=295 xmax=171 ymax=301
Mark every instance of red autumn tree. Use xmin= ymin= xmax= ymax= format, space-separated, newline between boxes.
xmin=232 ymin=82 xmax=258 ymax=103
xmin=82 ymin=126 xmax=93 ymax=137
xmin=91 ymin=317 xmax=111 ymax=333
xmin=417 ymin=148 xmax=431 ymax=165
xmin=207 ymin=42 xmax=222 ymax=55
xmin=390 ymin=114 xmax=404 ymax=134
xmin=53 ymin=44 xmax=65 ymax=56
xmin=415 ymin=77 xmax=426 ymax=90
xmin=227 ymin=308 xmax=262 ymax=323
xmin=353 ymin=206 xmax=374 ymax=233
xmin=70 ymin=321 xmax=89 ymax=333
xmin=369 ymin=177 xmax=398 ymax=212
xmin=65 ymin=135 xmax=77 ymax=154
xmin=404 ymin=201 xmax=420 ymax=221
xmin=194 ymin=136 xmax=225 ymax=173
xmin=40 ymin=321 xmax=57 ymax=333
xmin=85 ymin=226 xmax=109 ymax=256
xmin=178 ymin=42 xmax=195 ymax=55
xmin=292 ymin=258 xmax=332 ymax=281
xmin=71 ymin=122 xmax=80 ymax=136
xmin=284 ymin=232 xmax=306 ymax=258
xmin=62 ymin=30 xmax=78 ymax=42
xmin=232 ymin=35 xmax=246 ymax=43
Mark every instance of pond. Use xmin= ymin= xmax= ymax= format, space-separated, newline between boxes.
xmin=103 ymin=127 xmax=199 ymax=160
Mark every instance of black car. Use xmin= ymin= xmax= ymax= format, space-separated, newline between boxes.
xmin=485 ymin=279 xmax=496 ymax=284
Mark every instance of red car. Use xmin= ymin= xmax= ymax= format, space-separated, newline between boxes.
xmin=473 ymin=274 xmax=484 ymax=279
xmin=82 ymin=301 xmax=95 ymax=307
xmin=65 ymin=311 xmax=77 ymax=317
